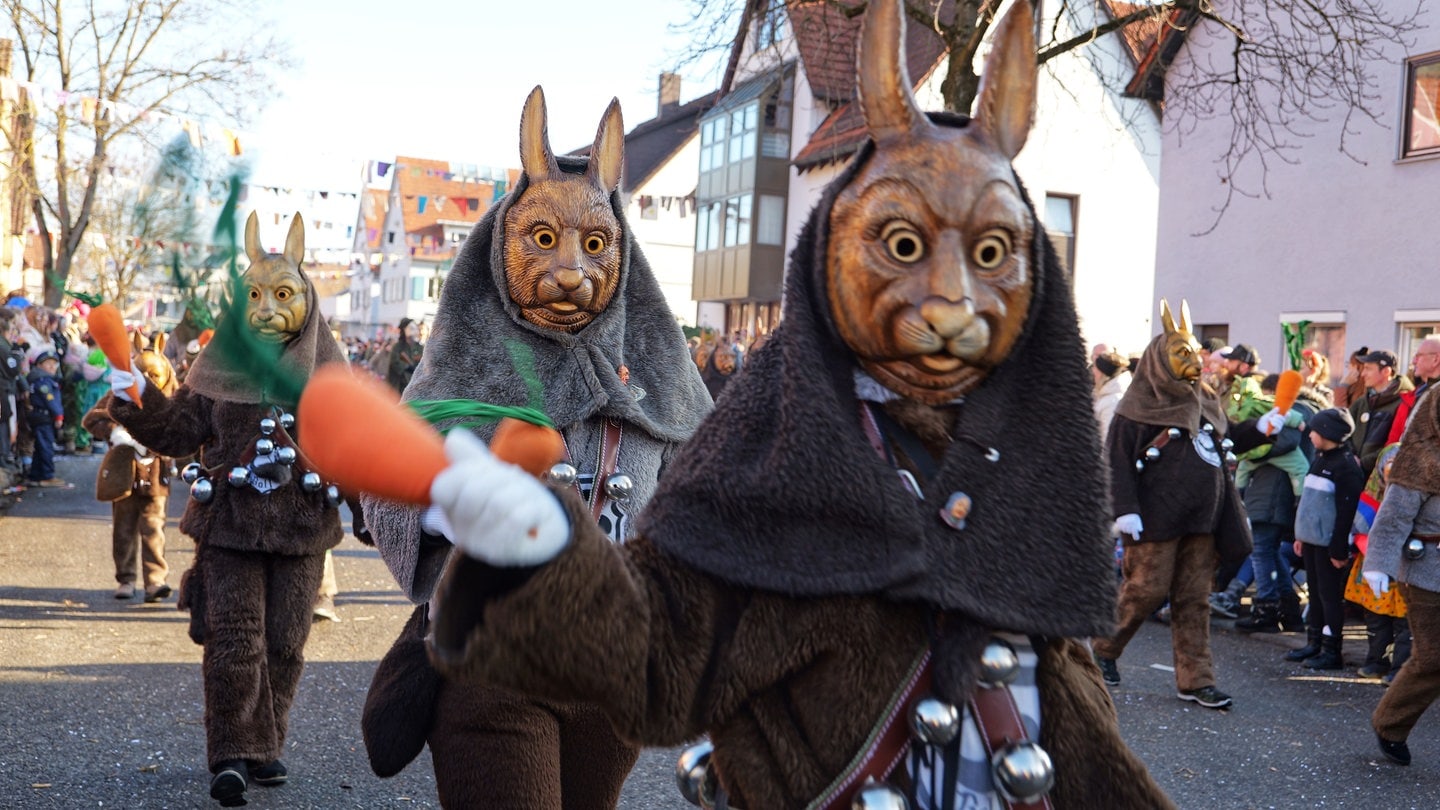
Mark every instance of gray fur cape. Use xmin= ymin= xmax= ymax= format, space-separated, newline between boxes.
xmin=367 ymin=156 xmax=711 ymax=602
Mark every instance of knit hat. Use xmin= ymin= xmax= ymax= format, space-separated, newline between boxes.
xmin=1201 ymin=337 xmax=1226 ymax=354
xmin=1308 ymin=407 xmax=1355 ymax=443
xmin=1094 ymin=350 xmax=1128 ymax=379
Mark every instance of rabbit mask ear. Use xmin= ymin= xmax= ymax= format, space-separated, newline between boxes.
xmin=518 ymin=86 xmax=560 ymax=183
xmin=244 ymin=210 xmax=264 ymax=266
xmin=973 ymin=0 xmax=1037 ymax=160
xmin=586 ymin=99 xmax=625 ymax=194
xmin=283 ymin=213 xmax=306 ymax=268
xmin=856 ymin=0 xmax=932 ymax=144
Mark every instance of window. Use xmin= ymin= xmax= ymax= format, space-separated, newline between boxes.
xmin=756 ymin=1 xmax=786 ymax=50
xmin=756 ymin=195 xmax=785 ymax=245
xmin=699 ymin=117 xmax=728 ymax=172
xmin=1399 ymin=321 xmax=1440 ymax=372
xmin=1403 ymin=53 xmax=1440 ymax=158
xmin=728 ymin=104 xmax=758 ymax=164
xmin=387 ymin=231 xmax=396 ymax=244
xmin=703 ymin=201 xmax=723 ymax=251
xmin=1301 ymin=322 xmax=1347 ymax=387
xmin=724 ymin=194 xmax=752 ymax=247
xmin=411 ymin=277 xmax=426 ymax=301
xmin=1043 ymin=194 xmax=1077 ymax=273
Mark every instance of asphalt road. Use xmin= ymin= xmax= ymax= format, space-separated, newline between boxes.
xmin=2 ymin=451 xmax=1438 ymax=808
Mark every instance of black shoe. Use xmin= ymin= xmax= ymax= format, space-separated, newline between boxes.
xmin=1094 ymin=653 xmax=1121 ymax=686
xmin=1284 ymin=628 xmax=1323 ymax=662
xmin=1376 ymin=733 xmax=1411 ymax=766
xmin=1177 ymin=685 xmax=1233 ymax=709
xmin=209 ymin=760 xmax=248 ymax=806
xmin=248 ymin=759 xmax=287 ymax=787
xmin=1236 ymin=600 xmax=1282 ymax=633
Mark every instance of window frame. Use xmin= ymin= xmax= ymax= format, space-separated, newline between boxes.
xmin=1401 ymin=51 xmax=1440 ymax=160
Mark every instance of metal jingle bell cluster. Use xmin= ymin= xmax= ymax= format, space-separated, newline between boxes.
xmin=544 ymin=462 xmax=635 ymax=504
xmin=1134 ymin=424 xmax=1236 ymax=474
xmin=181 ymin=411 xmax=339 ymax=506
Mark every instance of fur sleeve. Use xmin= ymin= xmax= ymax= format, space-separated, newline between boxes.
xmin=427 ymin=487 xmax=732 ymax=746
xmin=107 ymin=384 xmax=211 ymax=458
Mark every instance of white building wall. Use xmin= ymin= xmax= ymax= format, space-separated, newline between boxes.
xmin=1154 ymin=3 xmax=1440 ymax=368
xmin=626 ymin=136 xmax=703 ymax=326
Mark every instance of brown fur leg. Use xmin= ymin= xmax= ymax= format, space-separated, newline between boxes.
xmin=111 ymin=497 xmax=141 ymax=585
xmin=429 ymin=681 xmax=563 ymax=810
xmin=263 ymin=551 xmax=326 ymax=749
xmin=556 ymin=701 xmax=640 ymax=809
xmin=138 ymin=495 xmax=169 ymax=589
xmin=202 ymin=548 xmax=275 ymax=768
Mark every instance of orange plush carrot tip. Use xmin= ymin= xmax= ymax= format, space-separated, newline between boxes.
xmin=296 ymin=364 xmax=564 ymax=505
xmin=87 ymin=303 xmax=143 ymax=408
xmin=1266 ymin=369 xmax=1305 ymax=435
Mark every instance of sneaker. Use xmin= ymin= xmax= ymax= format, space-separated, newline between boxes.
xmin=1376 ymin=733 xmax=1411 ymax=766
xmin=144 ymin=583 xmax=173 ymax=603
xmin=114 ymin=583 xmax=136 ymax=600
xmin=1357 ymin=663 xmax=1389 ymax=680
xmin=1208 ymin=591 xmax=1239 ymax=619
xmin=312 ymin=596 xmax=340 ymax=623
xmin=209 ymin=760 xmax=248 ymax=806
xmin=36 ymin=478 xmax=71 ymax=488
xmin=1382 ymin=671 xmax=1397 ymax=687
xmin=1177 ymin=686 xmax=1233 ymax=709
xmin=248 ymin=759 xmax=288 ymax=786
xmin=1094 ymin=653 xmax=1121 ymax=686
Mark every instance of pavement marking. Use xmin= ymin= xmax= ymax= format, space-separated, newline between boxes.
xmin=1149 ymin=664 xmax=1175 ymax=672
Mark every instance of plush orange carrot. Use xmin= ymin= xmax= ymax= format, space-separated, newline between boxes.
xmin=1267 ymin=369 xmax=1304 ymax=435
xmin=297 ymin=364 xmax=563 ymax=504
xmin=198 ymin=328 xmax=215 ymax=347
xmin=88 ymin=303 xmax=142 ymax=408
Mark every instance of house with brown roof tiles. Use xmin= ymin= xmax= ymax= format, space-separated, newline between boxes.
xmin=342 ymin=158 xmax=518 ymax=338
xmin=694 ymin=0 xmax=1163 ymax=353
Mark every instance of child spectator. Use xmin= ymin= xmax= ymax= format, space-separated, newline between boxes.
xmin=25 ymin=351 xmax=68 ymax=487
xmin=1289 ymin=408 xmax=1364 ymax=669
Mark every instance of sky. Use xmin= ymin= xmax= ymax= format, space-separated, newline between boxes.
xmin=240 ymin=0 xmax=730 ymax=194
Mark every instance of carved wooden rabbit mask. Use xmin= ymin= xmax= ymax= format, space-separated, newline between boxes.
xmin=243 ymin=211 xmax=309 ymax=344
xmin=826 ymin=0 xmax=1038 ymax=405
xmin=504 ymin=87 xmax=625 ymax=334
xmin=131 ymin=329 xmax=178 ymax=395
xmin=1159 ymin=298 xmax=1203 ymax=382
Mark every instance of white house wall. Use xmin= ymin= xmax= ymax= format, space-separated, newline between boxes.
xmin=627 ymin=135 xmax=704 ymax=326
xmin=1154 ymin=2 xmax=1440 ymax=367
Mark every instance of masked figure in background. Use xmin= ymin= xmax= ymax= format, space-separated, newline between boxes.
xmin=701 ymin=340 xmax=741 ymax=401
xmin=84 ymin=331 xmax=178 ymax=601
xmin=360 ymin=88 xmax=709 ymax=809
xmin=108 ymin=212 xmax=348 ymax=807
xmin=1093 ymin=300 xmax=1251 ymax=710
xmin=411 ymin=3 xmax=1170 ymax=808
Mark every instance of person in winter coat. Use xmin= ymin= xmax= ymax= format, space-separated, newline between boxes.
xmin=385 ymin=317 xmax=423 ymax=394
xmin=25 ymin=351 xmax=67 ymax=487
xmin=1364 ymin=386 xmax=1440 ymax=766
xmin=84 ymin=331 xmax=178 ymax=601
xmin=360 ymin=88 xmax=710 ymax=808
xmin=1286 ymin=408 xmax=1364 ymax=670
xmin=1351 ymin=350 xmax=1415 ymax=477
xmin=1093 ymin=299 xmax=1250 ymax=710
xmin=1092 ymin=349 xmax=1130 ymax=448
xmin=106 ymin=212 xmax=348 ymax=806
xmin=408 ymin=4 xmax=1173 ymax=808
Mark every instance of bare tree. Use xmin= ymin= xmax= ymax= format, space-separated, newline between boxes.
xmin=3 ymin=0 xmax=291 ymax=308
xmin=670 ymin=1 xmax=1424 ymax=221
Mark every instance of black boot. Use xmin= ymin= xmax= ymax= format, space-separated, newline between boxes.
xmin=1304 ymin=634 xmax=1344 ymax=670
xmin=1237 ymin=599 xmax=1282 ymax=633
xmin=1279 ymin=590 xmax=1305 ymax=632
xmin=1285 ymin=627 xmax=1324 ymax=661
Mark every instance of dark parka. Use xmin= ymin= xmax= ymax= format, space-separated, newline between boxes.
xmin=1351 ymin=377 xmax=1416 ymax=477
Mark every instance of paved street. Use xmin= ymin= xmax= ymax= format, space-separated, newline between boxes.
xmin=2 ymin=451 xmax=1439 ymax=808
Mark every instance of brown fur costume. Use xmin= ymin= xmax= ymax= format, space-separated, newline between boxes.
xmin=84 ymin=392 xmax=173 ymax=592
xmin=108 ymin=249 xmax=345 ymax=773
xmin=423 ymin=3 xmax=1171 ymax=806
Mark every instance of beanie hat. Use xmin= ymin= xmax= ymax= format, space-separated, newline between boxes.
xmin=1094 ymin=351 xmax=1128 ymax=379
xmin=1309 ymin=407 xmax=1355 ymax=443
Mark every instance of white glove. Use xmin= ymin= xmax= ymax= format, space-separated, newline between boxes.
xmin=109 ymin=425 xmax=142 ymax=451
xmin=1364 ymin=571 xmax=1392 ymax=599
xmin=421 ymin=503 xmax=454 ymax=540
xmin=1256 ymin=407 xmax=1286 ymax=436
xmin=1115 ymin=513 xmax=1143 ymax=540
xmin=109 ymin=369 xmax=146 ymax=402
xmin=429 ymin=430 xmax=570 ymax=567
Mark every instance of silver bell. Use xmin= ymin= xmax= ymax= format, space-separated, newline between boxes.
xmin=851 ymin=781 xmax=909 ymax=810
xmin=276 ymin=446 xmax=297 ymax=465
xmin=258 ymin=417 xmax=277 ymax=435
xmin=1405 ymin=537 xmax=1428 ymax=561
xmin=992 ymin=741 xmax=1055 ymax=803
xmin=254 ymin=438 xmax=276 ymax=456
xmin=301 ymin=472 xmax=323 ymax=492
xmin=910 ymin=696 xmax=960 ymax=746
xmin=1143 ymin=447 xmax=1161 ymax=463
xmin=1225 ymin=451 xmax=1238 ymax=465
xmin=1167 ymin=427 xmax=1182 ymax=440
xmin=1134 ymin=459 xmax=1146 ymax=474
xmin=227 ymin=467 xmax=250 ymax=487
xmin=325 ymin=484 xmax=341 ymax=507
xmin=189 ymin=478 xmax=214 ymax=503
xmin=180 ymin=463 xmax=203 ymax=484
xmin=279 ymin=412 xmax=296 ymax=431
xmin=1221 ymin=438 xmax=1234 ymax=452
xmin=980 ymin=636 xmax=1021 ymax=686
xmin=604 ymin=472 xmax=635 ymax=502
xmin=1202 ymin=422 xmax=1215 ymax=434
xmin=674 ymin=740 xmax=715 ymax=807
xmin=546 ymin=462 xmax=578 ymax=487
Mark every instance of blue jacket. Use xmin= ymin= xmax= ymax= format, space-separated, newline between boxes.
xmin=25 ymin=368 xmax=63 ymax=425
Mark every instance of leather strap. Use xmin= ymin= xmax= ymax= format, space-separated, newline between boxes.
xmin=806 ymin=650 xmax=932 ymax=810
xmin=968 ymin=684 xmax=1055 ymax=810
xmin=588 ymin=419 xmax=624 ymax=522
